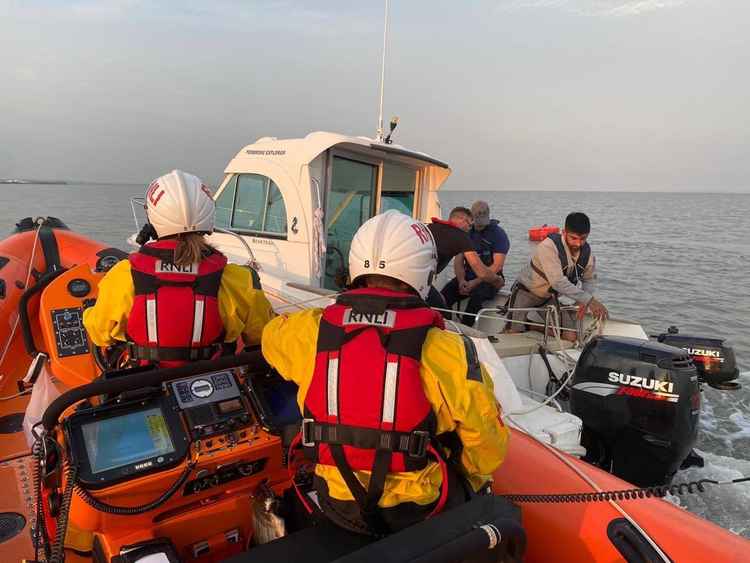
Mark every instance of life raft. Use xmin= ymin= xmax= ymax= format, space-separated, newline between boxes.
xmin=528 ymin=224 xmax=560 ymax=241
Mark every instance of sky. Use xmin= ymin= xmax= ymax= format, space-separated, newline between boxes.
xmin=1 ymin=0 xmax=748 ymax=192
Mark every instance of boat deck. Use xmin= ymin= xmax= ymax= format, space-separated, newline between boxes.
xmin=491 ymin=331 xmax=575 ymax=358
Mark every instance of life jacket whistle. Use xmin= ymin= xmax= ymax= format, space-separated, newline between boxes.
xmin=127 ymin=240 xmax=227 ymax=367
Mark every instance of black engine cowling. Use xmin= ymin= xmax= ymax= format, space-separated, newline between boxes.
xmin=570 ymin=336 xmax=700 ymax=487
xmin=655 ymin=327 xmax=740 ymax=389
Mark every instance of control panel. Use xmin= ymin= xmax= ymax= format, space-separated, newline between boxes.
xmin=40 ymin=264 xmax=105 ymax=387
xmin=183 ymin=458 xmax=268 ymax=495
xmin=170 ymin=371 xmax=252 ymax=439
xmin=51 ymin=307 xmax=90 ymax=357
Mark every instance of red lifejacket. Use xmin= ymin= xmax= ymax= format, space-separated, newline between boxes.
xmin=301 ymin=287 xmax=447 ymax=526
xmin=127 ymin=239 xmax=227 ymax=367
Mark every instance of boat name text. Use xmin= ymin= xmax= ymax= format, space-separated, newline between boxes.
xmin=245 ymin=149 xmax=286 ymax=156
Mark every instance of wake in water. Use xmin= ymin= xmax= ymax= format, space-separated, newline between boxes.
xmin=667 ymin=371 xmax=750 ymax=538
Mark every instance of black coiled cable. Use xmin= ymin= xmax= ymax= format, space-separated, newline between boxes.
xmin=73 ymin=461 xmax=196 ymax=515
xmin=500 ymin=476 xmax=750 ymax=504
xmin=49 ymin=463 xmax=77 ymax=563
xmin=31 ymin=438 xmax=51 ymax=562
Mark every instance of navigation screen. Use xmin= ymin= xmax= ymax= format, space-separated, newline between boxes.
xmin=82 ymin=407 xmax=175 ymax=474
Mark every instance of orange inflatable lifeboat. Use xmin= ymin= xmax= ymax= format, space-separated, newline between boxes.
xmin=528 ymin=224 xmax=560 ymax=241
xmin=1 ymin=218 xmax=748 ymax=563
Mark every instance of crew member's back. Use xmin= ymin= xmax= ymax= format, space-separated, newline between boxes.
xmin=84 ymin=169 xmax=273 ymax=366
xmin=262 ymin=210 xmax=508 ymax=536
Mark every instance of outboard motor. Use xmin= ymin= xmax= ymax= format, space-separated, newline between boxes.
xmin=655 ymin=326 xmax=740 ymax=390
xmin=570 ymin=336 xmax=700 ymax=487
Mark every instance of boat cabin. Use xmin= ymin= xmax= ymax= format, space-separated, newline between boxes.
xmin=207 ymin=131 xmax=451 ymax=305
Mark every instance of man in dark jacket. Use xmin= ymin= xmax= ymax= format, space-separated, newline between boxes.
xmin=426 ymin=206 xmax=504 ymax=311
xmin=441 ymin=201 xmax=509 ymax=326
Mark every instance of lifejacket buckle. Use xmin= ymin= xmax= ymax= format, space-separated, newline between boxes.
xmin=301 ymin=418 xmax=316 ymax=447
xmin=408 ymin=430 xmax=429 ymax=458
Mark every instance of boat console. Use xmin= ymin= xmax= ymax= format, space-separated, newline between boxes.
xmin=39 ymin=353 xmax=299 ymax=561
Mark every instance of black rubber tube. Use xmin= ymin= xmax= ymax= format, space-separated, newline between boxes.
xmin=42 ymin=350 xmax=266 ymax=431
xmin=18 ymin=268 xmax=68 ymax=356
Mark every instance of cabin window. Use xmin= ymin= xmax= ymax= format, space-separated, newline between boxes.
xmin=214 ymin=175 xmax=237 ymax=229
xmin=380 ymin=162 xmax=416 ymax=215
xmin=233 ymin=175 xmax=268 ymax=231
xmin=214 ymin=173 xmax=288 ymax=237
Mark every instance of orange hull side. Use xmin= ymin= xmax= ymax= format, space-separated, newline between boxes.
xmin=0 ymin=227 xmax=111 ymax=464
xmin=493 ymin=429 xmax=750 ymax=562
xmin=0 ymin=227 xmax=110 ymax=381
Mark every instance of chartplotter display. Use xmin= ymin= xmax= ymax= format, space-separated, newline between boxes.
xmin=81 ymin=407 xmax=176 ymax=474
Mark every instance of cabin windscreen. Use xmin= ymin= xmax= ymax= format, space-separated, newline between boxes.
xmin=324 ymin=156 xmax=377 ymax=290
xmin=380 ymin=162 xmax=416 ymax=215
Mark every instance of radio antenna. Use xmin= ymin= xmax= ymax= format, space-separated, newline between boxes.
xmin=375 ymin=0 xmax=390 ymax=142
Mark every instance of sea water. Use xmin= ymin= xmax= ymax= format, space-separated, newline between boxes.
xmin=1 ymin=184 xmax=748 ymax=537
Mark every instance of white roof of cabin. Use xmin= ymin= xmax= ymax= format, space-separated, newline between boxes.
xmin=224 ymin=131 xmax=451 ymax=187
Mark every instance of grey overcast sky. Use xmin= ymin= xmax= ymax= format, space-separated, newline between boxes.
xmin=1 ymin=0 xmax=748 ymax=191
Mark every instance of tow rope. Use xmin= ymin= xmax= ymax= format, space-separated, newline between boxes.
xmin=500 ymin=475 xmax=750 ymax=504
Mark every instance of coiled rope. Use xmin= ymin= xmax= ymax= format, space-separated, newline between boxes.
xmin=501 ymin=476 xmax=750 ymax=504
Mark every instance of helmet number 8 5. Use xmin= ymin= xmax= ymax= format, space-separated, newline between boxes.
xmin=364 ymin=260 xmax=386 ymax=269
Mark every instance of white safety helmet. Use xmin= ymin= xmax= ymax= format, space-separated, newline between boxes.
xmin=349 ymin=210 xmax=437 ymax=300
xmin=145 ymin=170 xmax=215 ymax=238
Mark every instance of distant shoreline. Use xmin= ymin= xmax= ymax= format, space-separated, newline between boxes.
xmin=1 ymin=179 xmax=68 ymax=185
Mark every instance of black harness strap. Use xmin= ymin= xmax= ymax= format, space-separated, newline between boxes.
xmin=460 ymin=335 xmax=482 ymax=382
xmin=128 ymin=343 xmax=220 ymax=362
xmin=38 ymin=223 xmax=62 ymax=274
xmin=131 ymin=267 xmax=223 ymax=295
xmin=328 ymin=444 xmax=390 ymax=535
xmin=301 ymin=420 xmax=430 ymax=458
xmin=335 ymin=292 xmax=425 ymax=313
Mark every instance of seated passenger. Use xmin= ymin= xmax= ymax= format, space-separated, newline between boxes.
xmin=441 ymin=201 xmax=510 ymax=327
xmin=83 ymin=170 xmax=273 ymax=367
xmin=505 ymin=211 xmax=608 ymax=341
xmin=262 ymin=210 xmax=508 ymax=536
xmin=426 ymin=206 xmax=505 ymax=312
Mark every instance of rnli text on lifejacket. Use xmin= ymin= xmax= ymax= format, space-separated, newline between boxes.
xmin=343 ymin=309 xmax=396 ymax=328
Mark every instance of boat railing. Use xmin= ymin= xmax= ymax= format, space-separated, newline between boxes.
xmin=433 ymin=303 xmax=600 ymax=350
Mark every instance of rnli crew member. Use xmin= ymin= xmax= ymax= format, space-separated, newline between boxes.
xmin=262 ymin=210 xmax=508 ymax=536
xmin=426 ymin=206 xmax=505 ymax=311
xmin=441 ymin=201 xmax=509 ymax=327
xmin=506 ymin=211 xmax=608 ymax=341
xmin=83 ymin=169 xmax=273 ymax=367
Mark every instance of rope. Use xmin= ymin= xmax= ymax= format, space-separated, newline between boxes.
xmin=0 ymin=389 xmax=31 ymax=401
xmin=272 ymin=289 xmax=343 ymax=312
xmin=431 ymin=304 xmax=588 ymax=334
xmin=0 ymin=220 xmax=42 ymax=376
xmin=501 ymin=476 xmax=750 ymax=504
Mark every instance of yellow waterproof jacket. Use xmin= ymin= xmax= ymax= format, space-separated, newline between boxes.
xmin=83 ymin=259 xmax=273 ymax=347
xmin=262 ymin=308 xmax=509 ymax=508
